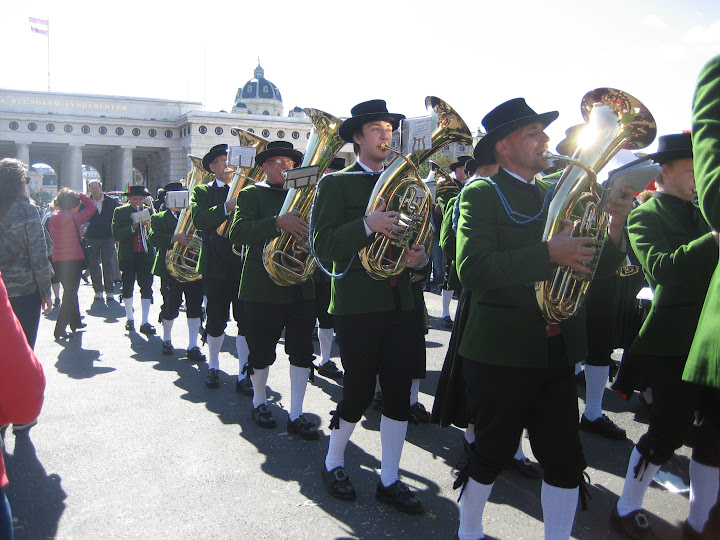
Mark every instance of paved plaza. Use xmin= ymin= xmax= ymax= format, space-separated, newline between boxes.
xmin=3 ymin=279 xmax=694 ymax=539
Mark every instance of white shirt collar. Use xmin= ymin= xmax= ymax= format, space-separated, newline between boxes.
xmin=502 ymin=168 xmax=536 ymax=185
xmin=357 ymin=158 xmax=384 ymax=173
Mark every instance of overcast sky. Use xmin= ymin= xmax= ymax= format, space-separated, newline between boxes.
xmin=2 ymin=0 xmax=719 ymax=152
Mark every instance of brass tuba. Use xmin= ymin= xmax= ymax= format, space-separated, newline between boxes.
xmin=216 ymin=128 xmax=269 ymax=237
xmin=262 ymin=108 xmax=345 ymax=286
xmin=165 ymin=155 xmax=213 ymax=282
xmin=535 ymin=88 xmax=656 ymax=323
xmin=360 ymin=96 xmax=472 ymax=279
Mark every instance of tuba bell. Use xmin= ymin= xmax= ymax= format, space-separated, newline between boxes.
xmin=165 ymin=155 xmax=213 ymax=282
xmin=535 ymin=88 xmax=656 ymax=323
xmin=360 ymin=96 xmax=472 ymax=279
xmin=262 ymin=109 xmax=345 ymax=286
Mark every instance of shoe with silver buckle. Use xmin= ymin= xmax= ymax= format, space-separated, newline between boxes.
xmin=610 ymin=505 xmax=656 ymax=539
xmin=287 ymin=415 xmax=319 ymax=440
xmin=321 ymin=465 xmax=356 ymax=501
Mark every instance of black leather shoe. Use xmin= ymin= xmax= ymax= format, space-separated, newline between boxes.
xmin=321 ymin=465 xmax=356 ymax=501
xmin=125 ymin=320 xmax=135 ymax=332
xmin=441 ymin=315 xmax=453 ymax=328
xmin=287 ymin=415 xmax=319 ymax=440
xmin=375 ymin=480 xmax=424 ymax=514
xmin=251 ymin=404 xmax=276 ymax=428
xmin=186 ymin=346 xmax=206 ymax=362
xmin=139 ymin=322 xmax=156 ymax=335
xmin=54 ymin=328 xmax=70 ymax=340
xmin=205 ymin=368 xmax=220 ymax=389
xmin=610 ymin=505 xmax=656 ymax=539
xmin=510 ymin=457 xmax=542 ymax=479
xmin=162 ymin=341 xmax=174 ymax=355
xmin=235 ymin=377 xmax=253 ymax=396
xmin=317 ymin=360 xmax=343 ymax=379
xmin=580 ymin=414 xmax=627 ymax=440
xmin=408 ymin=402 xmax=431 ymax=424
xmin=70 ymin=322 xmax=87 ymax=332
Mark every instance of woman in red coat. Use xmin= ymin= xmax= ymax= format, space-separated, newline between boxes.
xmin=0 ymin=272 xmax=45 ymax=540
xmin=47 ymin=188 xmax=96 ymax=339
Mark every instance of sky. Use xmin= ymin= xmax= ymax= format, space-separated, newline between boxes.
xmin=2 ymin=0 xmax=720 ymax=153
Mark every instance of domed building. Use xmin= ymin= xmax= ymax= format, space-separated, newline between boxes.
xmin=232 ymin=63 xmax=283 ymax=116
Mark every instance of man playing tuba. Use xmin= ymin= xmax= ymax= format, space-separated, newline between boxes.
xmin=229 ymin=141 xmax=320 ymax=439
xmin=313 ymin=99 xmax=427 ymax=514
xmin=452 ymin=98 xmax=633 ymax=540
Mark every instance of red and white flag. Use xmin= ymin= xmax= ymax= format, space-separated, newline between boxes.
xmin=29 ymin=17 xmax=49 ymax=36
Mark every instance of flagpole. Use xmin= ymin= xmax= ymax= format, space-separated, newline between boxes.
xmin=47 ymin=18 xmax=50 ymax=91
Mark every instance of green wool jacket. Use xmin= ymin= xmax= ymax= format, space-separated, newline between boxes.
xmin=628 ymin=193 xmax=716 ymax=357
xmin=455 ymin=169 xmax=623 ymax=368
xmin=312 ymin=163 xmax=415 ymax=316
xmin=440 ymin=194 xmax=461 ymax=292
xmin=684 ymin=54 xmax=720 ymax=388
xmin=190 ymin=181 xmax=237 ymax=281
xmin=229 ymin=182 xmax=314 ymax=304
xmin=147 ymin=209 xmax=179 ymax=279
xmin=112 ymin=204 xmax=156 ymax=264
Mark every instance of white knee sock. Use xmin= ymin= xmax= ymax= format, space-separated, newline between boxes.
xmin=465 ymin=423 xmax=475 ymax=445
xmin=206 ymin=334 xmax=224 ymax=371
xmin=250 ymin=367 xmax=269 ymax=408
xmin=141 ymin=298 xmax=151 ymax=325
xmin=617 ymin=447 xmax=661 ymax=516
xmin=124 ymin=296 xmax=134 ymax=320
xmin=236 ymin=335 xmax=249 ymax=378
xmin=458 ymin=478 xmax=492 ymax=540
xmin=375 ymin=374 xmax=381 ymax=393
xmin=575 ymin=362 xmax=583 ymax=375
xmin=410 ymin=379 xmax=420 ymax=406
xmin=289 ymin=365 xmax=310 ymax=421
xmin=380 ymin=415 xmax=408 ymax=487
xmin=583 ymin=364 xmax=609 ymax=421
xmin=318 ymin=328 xmax=333 ymax=365
xmin=541 ymin=481 xmax=578 ymax=540
xmin=186 ymin=318 xmax=200 ymax=349
xmin=162 ymin=318 xmax=174 ymax=342
xmin=688 ymin=459 xmax=720 ymax=533
xmin=441 ymin=289 xmax=453 ymax=318
xmin=325 ymin=418 xmax=356 ymax=471
xmin=514 ymin=438 xmax=526 ymax=460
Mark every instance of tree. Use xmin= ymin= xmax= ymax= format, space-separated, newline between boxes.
xmin=416 ymin=153 xmax=453 ymax=178
xmin=29 ymin=189 xmax=53 ymax=208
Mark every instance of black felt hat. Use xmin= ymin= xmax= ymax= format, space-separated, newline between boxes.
xmin=202 ymin=144 xmax=228 ymax=173
xmin=163 ymin=182 xmax=184 ymax=192
xmin=328 ymin=157 xmax=346 ymax=171
xmin=647 ymin=132 xmax=693 ymax=165
xmin=555 ymin=124 xmax=585 ymax=157
xmin=255 ymin=141 xmax=304 ymax=167
xmin=338 ymin=99 xmax=406 ymax=142
xmin=128 ymin=185 xmax=151 ymax=197
xmin=450 ymin=155 xmax=473 ymax=171
xmin=473 ymin=98 xmax=559 ymax=165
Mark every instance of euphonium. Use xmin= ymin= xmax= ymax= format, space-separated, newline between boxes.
xmin=217 ymin=128 xmax=269 ymax=237
xmin=360 ymin=96 xmax=472 ymax=279
xmin=535 ymin=88 xmax=656 ymax=323
xmin=262 ymin=108 xmax=345 ymax=286
xmin=166 ymin=155 xmax=213 ymax=282
xmin=432 ymin=160 xmax=458 ymax=201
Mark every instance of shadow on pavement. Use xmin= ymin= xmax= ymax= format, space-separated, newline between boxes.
xmin=4 ymin=431 xmax=66 ymax=540
xmin=53 ymin=332 xmax=114 ymax=379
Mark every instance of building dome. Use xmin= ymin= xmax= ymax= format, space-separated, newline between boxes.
xmin=232 ymin=63 xmax=283 ymax=116
xmin=288 ymin=106 xmax=306 ymax=118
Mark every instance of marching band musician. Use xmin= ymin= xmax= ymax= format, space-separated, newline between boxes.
xmin=313 ymin=156 xmax=345 ymax=381
xmin=437 ymin=155 xmax=472 ymax=328
xmin=611 ymin=132 xmax=719 ymax=538
xmin=147 ymin=182 xmax=206 ymax=362
xmin=452 ymin=98 xmax=633 ymax=540
xmin=111 ymin=185 xmax=157 ymax=335
xmin=313 ymin=99 xmax=426 ymax=514
xmin=682 ymin=52 xmax=720 ymax=540
xmin=190 ymin=144 xmax=251 ymax=392
xmin=228 ymin=141 xmax=320 ymax=439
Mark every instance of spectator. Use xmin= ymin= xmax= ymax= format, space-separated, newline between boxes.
xmin=84 ymin=180 xmax=120 ymax=302
xmin=0 ymin=158 xmax=52 ymax=349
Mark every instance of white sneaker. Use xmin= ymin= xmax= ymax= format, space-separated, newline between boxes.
xmin=94 ymin=292 xmax=104 ymax=299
